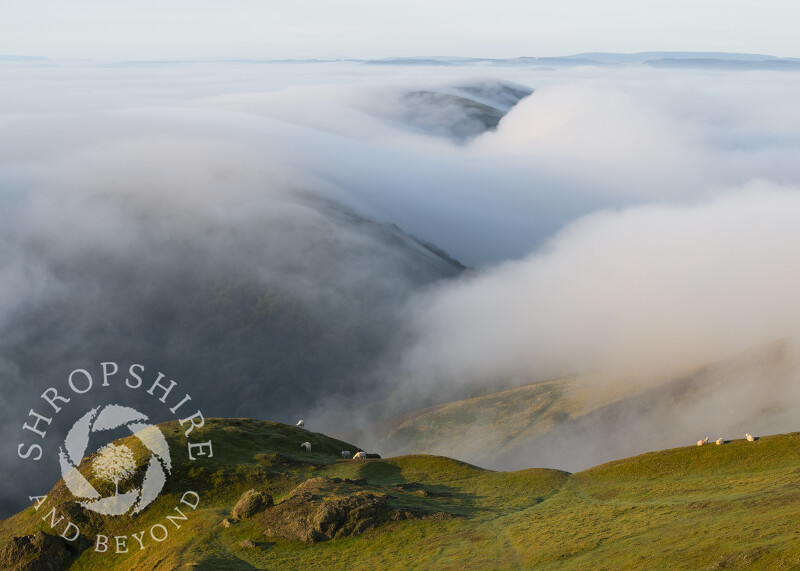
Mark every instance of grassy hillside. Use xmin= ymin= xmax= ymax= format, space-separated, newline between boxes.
xmin=345 ymin=374 xmax=643 ymax=460
xmin=353 ymin=342 xmax=796 ymax=475
xmin=3 ymin=419 xmax=800 ymax=569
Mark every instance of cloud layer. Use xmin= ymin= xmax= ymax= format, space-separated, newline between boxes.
xmin=401 ymin=184 xmax=800 ymax=389
xmin=3 ymin=59 xmax=800 ymax=510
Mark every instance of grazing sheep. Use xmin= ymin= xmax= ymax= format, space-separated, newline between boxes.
xmin=300 ymin=442 xmax=311 ymax=451
xmin=296 ymin=420 xmax=305 ymax=427
xmin=366 ymin=453 xmax=381 ymax=459
xmin=697 ymin=437 xmax=709 ymax=446
xmin=746 ymin=433 xmax=755 ymax=442
xmin=715 ymin=438 xmax=723 ymax=445
xmin=341 ymin=450 xmax=351 ymax=459
xmin=353 ymin=451 xmax=367 ymax=459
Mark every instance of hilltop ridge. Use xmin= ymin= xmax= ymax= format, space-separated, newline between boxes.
xmin=3 ymin=418 xmax=800 ymax=569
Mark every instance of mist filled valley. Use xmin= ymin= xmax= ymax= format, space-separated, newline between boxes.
xmin=3 ymin=56 xmax=800 ymax=521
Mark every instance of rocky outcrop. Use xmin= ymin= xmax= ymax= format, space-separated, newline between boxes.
xmin=232 ymin=489 xmax=274 ymax=520
xmin=0 ymin=531 xmax=72 ymax=571
xmin=258 ymin=476 xmax=458 ymax=543
xmin=261 ymin=489 xmax=408 ymax=543
xmin=289 ymin=476 xmax=365 ymax=496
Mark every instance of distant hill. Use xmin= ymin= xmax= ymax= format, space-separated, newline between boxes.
xmin=370 ymin=80 xmax=533 ymax=142
xmin=364 ymin=52 xmax=800 ymax=70
xmin=0 ymin=55 xmax=49 ymax=62
xmin=3 ymin=418 xmax=800 ymax=569
xmin=364 ymin=58 xmax=456 ymax=66
xmin=565 ymin=51 xmax=786 ymax=63
xmin=10 ymin=52 xmax=799 ymax=70
xmin=347 ymin=341 xmax=798 ymax=474
xmin=645 ymin=58 xmax=800 ymax=70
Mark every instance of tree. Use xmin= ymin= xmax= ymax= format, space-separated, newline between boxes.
xmin=92 ymin=443 xmax=137 ymax=496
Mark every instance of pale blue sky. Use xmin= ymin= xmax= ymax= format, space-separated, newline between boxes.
xmin=1 ymin=0 xmax=799 ymax=60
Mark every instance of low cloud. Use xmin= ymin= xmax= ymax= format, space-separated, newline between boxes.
xmin=4 ymin=59 xmax=800 ymax=509
xmin=401 ymin=183 xmax=800 ymax=390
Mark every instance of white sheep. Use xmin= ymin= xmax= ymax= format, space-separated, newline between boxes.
xmin=296 ymin=420 xmax=305 ymax=427
xmin=746 ymin=433 xmax=755 ymax=442
xmin=341 ymin=450 xmax=351 ymax=459
xmin=300 ymin=441 xmax=311 ymax=451
xmin=353 ymin=451 xmax=367 ymax=459
xmin=715 ymin=438 xmax=723 ymax=445
xmin=697 ymin=437 xmax=709 ymax=446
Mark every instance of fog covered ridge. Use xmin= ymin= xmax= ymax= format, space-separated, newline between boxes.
xmin=353 ymin=340 xmax=800 ymax=474
xmin=379 ymin=81 xmax=533 ymax=141
xmin=364 ymin=52 xmax=800 ymax=69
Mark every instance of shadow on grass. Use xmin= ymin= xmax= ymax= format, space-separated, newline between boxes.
xmin=355 ymin=462 xmax=484 ymax=519
xmin=440 ymin=488 xmax=484 ymax=518
xmin=357 ymin=461 xmax=404 ymax=484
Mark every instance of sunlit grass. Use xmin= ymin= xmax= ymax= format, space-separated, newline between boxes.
xmin=4 ymin=420 xmax=800 ymax=569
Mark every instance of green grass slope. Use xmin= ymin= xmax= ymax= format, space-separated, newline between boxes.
xmin=347 ymin=374 xmax=642 ymax=460
xmin=355 ymin=342 xmax=795 ymax=474
xmin=3 ymin=420 xmax=800 ymax=569
xmin=499 ymin=433 xmax=800 ymax=569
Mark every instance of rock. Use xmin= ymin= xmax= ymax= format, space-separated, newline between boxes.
xmin=261 ymin=490 xmax=411 ymax=543
xmin=289 ymin=477 xmax=366 ymax=497
xmin=0 ymin=531 xmax=72 ymax=571
xmin=232 ymin=489 xmax=274 ymax=520
xmin=290 ymin=477 xmax=334 ymax=496
xmin=239 ymin=539 xmax=257 ymax=548
xmin=257 ymin=476 xmax=460 ymax=543
xmin=221 ymin=518 xmax=237 ymax=528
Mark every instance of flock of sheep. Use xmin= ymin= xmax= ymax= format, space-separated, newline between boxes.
xmin=697 ymin=433 xmax=756 ymax=446
xmin=295 ymin=419 xmax=380 ymax=459
xmin=295 ymin=420 xmax=759 ymax=460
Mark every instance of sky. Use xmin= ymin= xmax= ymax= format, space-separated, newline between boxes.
xmin=1 ymin=0 xmax=800 ymax=60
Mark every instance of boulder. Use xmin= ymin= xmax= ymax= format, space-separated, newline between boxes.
xmin=232 ymin=489 xmax=274 ymax=520
xmin=0 ymin=531 xmax=72 ymax=571
xmin=289 ymin=477 xmax=366 ymax=497
xmin=261 ymin=490 xmax=411 ymax=543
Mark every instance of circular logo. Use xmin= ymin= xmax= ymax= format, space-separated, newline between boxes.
xmin=58 ymin=404 xmax=172 ymax=516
